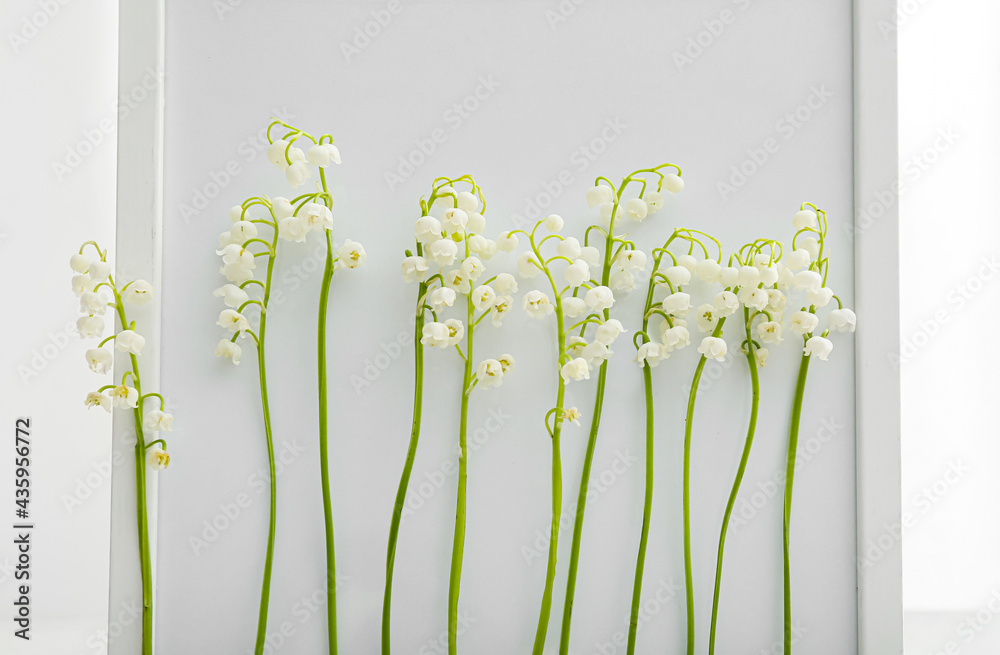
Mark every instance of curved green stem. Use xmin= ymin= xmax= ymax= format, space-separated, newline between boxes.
xmin=681 ymin=318 xmax=728 ymax=655
xmin=382 ymin=282 xmax=427 ymax=655
xmin=626 ymin=363 xmax=655 ymax=654
xmin=317 ymin=228 xmax=338 ymax=655
xmin=559 ymin=209 xmax=617 ymax=653
xmin=783 ymin=354 xmax=811 ymax=654
xmin=448 ymin=293 xmax=475 ymax=654
xmin=532 ymin=282 xmax=568 ymax=655
xmin=112 ymin=291 xmax=153 ymax=655
xmin=708 ymin=308 xmax=760 ymax=654
xmin=253 ymin=219 xmax=280 ymax=655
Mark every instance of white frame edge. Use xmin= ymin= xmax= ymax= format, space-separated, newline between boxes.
xmin=853 ymin=0 xmax=902 ymax=652
xmin=109 ymin=0 xmax=165 ymax=653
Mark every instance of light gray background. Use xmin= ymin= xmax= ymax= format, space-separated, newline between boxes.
xmin=160 ymin=1 xmax=856 ymax=653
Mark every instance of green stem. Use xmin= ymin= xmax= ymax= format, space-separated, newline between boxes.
xmin=448 ymin=292 xmax=475 ymax=654
xmin=382 ymin=281 xmax=427 ymax=655
xmin=783 ymin=353 xmax=811 ymax=655
xmin=532 ymin=270 xmax=568 ymax=655
xmin=532 ymin=381 xmax=565 ymax=655
xmin=253 ymin=222 xmax=280 ymax=655
xmin=708 ymin=308 xmax=760 ymax=654
xmin=626 ymin=363 xmax=655 ymax=654
xmin=681 ymin=317 xmax=725 ymax=655
xmin=113 ymin=293 xmax=153 ymax=655
xmin=317 ymin=228 xmax=338 ymax=655
xmin=559 ymin=215 xmax=616 ymax=654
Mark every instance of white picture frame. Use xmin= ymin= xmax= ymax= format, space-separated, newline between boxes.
xmin=110 ymin=0 xmax=900 ymax=652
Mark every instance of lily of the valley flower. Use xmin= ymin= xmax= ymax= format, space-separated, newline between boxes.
xmin=301 ymin=202 xmax=334 ymax=232
xmin=124 ymin=280 xmax=154 ymax=305
xmin=401 ymin=256 xmax=429 ymax=282
xmin=85 ymin=348 xmax=113 ymax=374
xmin=336 ymin=239 xmax=367 ymax=269
xmin=77 ymin=315 xmax=105 ymax=339
xmin=80 ymin=290 xmax=108 ymax=315
xmin=635 ymin=341 xmax=667 ymax=367
xmin=115 ymin=330 xmax=146 ymax=355
xmin=306 ymin=143 xmax=342 ymax=167
xmin=584 ymin=285 xmax=615 ymax=312
xmin=146 ymin=446 xmax=171 ymax=470
xmin=523 ymin=290 xmax=554 ymax=318
xmin=828 ymin=308 xmax=857 ymax=332
xmin=215 ymin=339 xmax=242 ymax=365
xmin=475 ymin=359 xmax=505 ymax=389
xmin=697 ymin=336 xmax=728 ymax=362
xmin=757 ymin=321 xmax=784 ymax=344
xmin=789 ymin=310 xmax=819 ymax=336
xmin=804 ymin=335 xmax=833 ymax=360
xmin=217 ymin=309 xmax=251 ymax=333
xmin=143 ymin=409 xmax=174 ymax=432
xmin=560 ymin=357 xmax=591 ymax=383
xmin=85 ymin=391 xmax=112 ymax=413
xmin=214 ymin=283 xmax=250 ymax=308
xmin=109 ymin=384 xmax=139 ymax=409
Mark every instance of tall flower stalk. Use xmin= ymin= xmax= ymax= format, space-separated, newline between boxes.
xmin=263 ymin=119 xmax=351 ymax=655
xmin=707 ymin=239 xmax=786 ymax=655
xmin=778 ymin=204 xmax=855 ymax=653
xmin=627 ymin=228 xmax=717 ymax=654
xmin=215 ymin=122 xmax=361 ymax=655
xmin=559 ymin=164 xmax=683 ymax=653
xmin=504 ymin=214 xmax=627 ymax=654
xmin=73 ymin=241 xmax=173 ymax=655
xmin=393 ymin=176 xmax=513 ymax=654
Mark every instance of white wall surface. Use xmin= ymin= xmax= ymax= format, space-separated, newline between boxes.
xmin=0 ymin=1 xmax=118 ymax=654
xmin=900 ymin=0 xmax=1000 ymax=639
xmin=159 ymin=1 xmax=857 ymax=653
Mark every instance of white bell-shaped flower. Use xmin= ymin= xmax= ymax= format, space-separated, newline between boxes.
xmin=828 ymin=308 xmax=857 ymax=333
xmin=278 ymin=216 xmax=309 ymax=243
xmin=738 ymin=266 xmax=761 ymax=288
xmin=789 ymin=310 xmax=819 ymax=336
xmin=662 ymin=292 xmax=691 ymax=316
xmin=767 ymin=289 xmax=787 ymax=311
xmin=80 ymin=290 xmax=108 ymax=316
xmin=586 ymin=185 xmax=614 ymax=208
xmin=662 ymin=266 xmax=691 ymax=287
xmin=713 ymin=291 xmax=739 ymax=317
xmin=807 ymin=286 xmax=833 ymax=308
xmin=620 ymin=249 xmax=647 ymax=272
xmin=115 ymin=330 xmax=146 ymax=355
xmin=662 ymin=173 xmax=684 ymax=194
xmin=558 ymin=236 xmax=582 ymax=260
xmin=562 ymin=296 xmax=587 ymax=318
xmin=428 ymin=239 xmax=459 ymax=266
xmin=792 ymin=270 xmax=822 ymax=293
xmin=793 ymin=210 xmax=818 ymax=230
xmin=739 ymin=287 xmax=770 ymax=311
xmin=72 ymin=274 xmax=98 ymax=297
xmin=497 ymin=231 xmax=519 ymax=253
xmin=720 ymin=266 xmax=739 ymax=288
xmin=471 ymin=285 xmax=496 ymax=311
xmin=143 ymin=409 xmax=174 ymax=432
xmin=595 ymin=319 xmax=626 ymax=346
xmin=457 ymin=191 xmax=480 ymax=213
xmin=522 ymin=290 xmax=554 ymax=318
xmin=302 ymin=203 xmax=333 ymax=232
xmin=124 ymin=280 xmax=154 ymax=305
xmin=217 ymin=309 xmax=250 ymax=333
xmin=544 ymin=214 xmax=564 ymax=232
xmin=460 ymin=256 xmax=485 ymax=281
xmin=336 ymin=239 xmax=366 ymax=269
xmin=635 ymin=341 xmax=667 ymax=367
xmin=697 ymin=336 xmax=728 ymax=362
xmin=695 ymin=304 xmax=718 ymax=332
xmin=625 ymin=198 xmax=648 ymax=222
xmin=490 ymin=296 xmax=513 ymax=327
xmin=585 ymin=286 xmax=615 ymax=311
xmin=560 ymin=357 xmax=591 ymax=383
xmin=804 ymin=335 xmax=833 ymax=360
xmin=70 ymin=254 xmax=91 ymax=273
xmin=272 ymin=197 xmax=294 ymax=219
xmin=89 ymin=261 xmax=111 ymax=281
xmin=800 ymin=236 xmax=820 ymax=261
xmin=85 ymin=348 xmax=113 ymax=374
xmin=77 ymin=315 xmax=105 ymax=339
xmin=285 ymin=160 xmax=312 ymax=188
xmin=757 ymin=321 xmax=784 ymax=344
xmin=580 ymin=246 xmax=601 ymax=268
xmin=109 ymin=384 xmax=139 ymax=409
xmin=564 ymin=259 xmax=590 ymax=287
xmin=645 ymin=191 xmax=664 ymax=213
xmin=429 ymin=287 xmax=456 ymax=310
xmin=493 ymin=273 xmax=518 ymax=296
xmin=415 ymin=216 xmax=442 ymax=244
xmin=662 ymin=324 xmax=691 ymax=350
xmin=441 ymin=208 xmax=469 ymax=235
xmin=85 ymin=391 xmax=112 ymax=413
xmin=755 ymin=348 xmax=769 ymax=367
xmin=401 ymin=256 xmax=429 ymax=283
xmin=786 ymin=249 xmax=811 ymax=270
xmin=306 ymin=144 xmax=341 ymax=167
xmin=215 ymin=339 xmax=242 ymax=364
xmin=476 ymin=359 xmax=504 ymax=389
